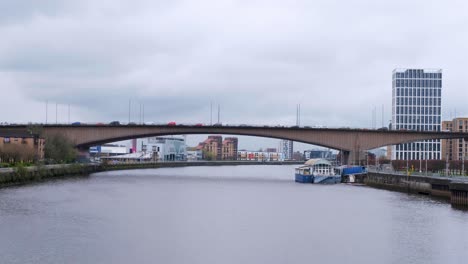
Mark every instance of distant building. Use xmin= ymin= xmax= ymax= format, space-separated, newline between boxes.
xmin=279 ymin=140 xmax=293 ymax=160
xmin=137 ymin=137 xmax=187 ymax=161
xmin=391 ymin=68 xmax=442 ymax=160
xmin=441 ymin=118 xmax=468 ymax=161
xmin=187 ymin=150 xmax=203 ymax=161
xmin=197 ymin=136 xmax=222 ymax=160
xmin=292 ymin=151 xmax=303 ymax=161
xmin=237 ymin=150 xmax=284 ymax=161
xmin=222 ymin=137 xmax=238 ymax=160
xmin=197 ymin=136 xmax=239 ymax=160
xmin=303 ymin=149 xmax=332 ymax=160
xmin=90 ymin=144 xmax=128 ymax=158
xmin=266 ymin=148 xmax=277 ymax=153
xmin=0 ymin=132 xmax=45 ymax=161
xmin=101 ymin=152 xmax=153 ymax=163
xmin=368 ymin=148 xmax=387 ymax=160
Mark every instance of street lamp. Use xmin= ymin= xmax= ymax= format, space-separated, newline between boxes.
xmin=419 ymin=153 xmax=422 ymax=173
xmin=462 ymin=138 xmax=466 ymax=176
xmin=406 ymin=155 xmax=409 ymax=176
xmin=425 ymin=152 xmax=428 ymax=176
xmin=366 ymin=152 xmax=368 ymax=168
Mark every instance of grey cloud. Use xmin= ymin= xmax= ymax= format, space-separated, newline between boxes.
xmin=0 ymin=0 xmax=467 ymax=130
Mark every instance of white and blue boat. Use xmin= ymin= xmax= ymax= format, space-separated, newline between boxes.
xmin=295 ymin=159 xmax=341 ymax=184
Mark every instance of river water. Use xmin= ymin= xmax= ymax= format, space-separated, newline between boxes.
xmin=1 ymin=165 xmax=467 ymax=264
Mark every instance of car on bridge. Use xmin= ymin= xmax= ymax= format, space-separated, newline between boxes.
xmin=195 ymin=123 xmax=204 ymax=126
xmin=109 ymin=121 xmax=120 ymax=126
xmin=71 ymin=122 xmax=81 ymax=126
xmin=167 ymin=122 xmax=176 ymax=126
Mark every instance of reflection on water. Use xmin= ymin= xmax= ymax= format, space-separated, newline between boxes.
xmin=1 ymin=165 xmax=467 ymax=264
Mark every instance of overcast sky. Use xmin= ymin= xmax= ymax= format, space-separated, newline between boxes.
xmin=0 ymin=0 xmax=467 ymax=150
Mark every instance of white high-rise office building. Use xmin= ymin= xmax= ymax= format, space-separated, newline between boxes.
xmin=279 ymin=140 xmax=293 ymax=160
xmin=391 ymin=68 xmax=442 ymax=160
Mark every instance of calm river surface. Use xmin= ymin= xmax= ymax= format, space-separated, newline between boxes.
xmin=1 ymin=165 xmax=467 ymax=264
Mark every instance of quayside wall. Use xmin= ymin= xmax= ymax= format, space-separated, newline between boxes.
xmin=364 ymin=172 xmax=468 ymax=207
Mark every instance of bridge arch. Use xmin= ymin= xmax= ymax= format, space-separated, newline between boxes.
xmin=74 ymin=130 xmax=344 ymax=152
xmin=4 ymin=124 xmax=468 ymax=164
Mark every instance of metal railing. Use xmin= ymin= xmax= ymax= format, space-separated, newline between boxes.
xmin=367 ymin=166 xmax=468 ymax=181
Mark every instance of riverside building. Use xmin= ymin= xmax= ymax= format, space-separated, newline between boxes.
xmin=279 ymin=140 xmax=293 ymax=160
xmin=136 ymin=137 xmax=187 ymax=161
xmin=441 ymin=118 xmax=468 ymax=161
xmin=390 ymin=68 xmax=442 ymax=160
xmin=196 ymin=136 xmax=238 ymax=160
xmin=0 ymin=132 xmax=45 ymax=161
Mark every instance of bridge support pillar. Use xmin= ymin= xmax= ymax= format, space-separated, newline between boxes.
xmin=342 ymin=151 xmax=350 ymax=165
xmin=342 ymin=151 xmax=365 ymax=165
xmin=76 ymin=146 xmax=91 ymax=162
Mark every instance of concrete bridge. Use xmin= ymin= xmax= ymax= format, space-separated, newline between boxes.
xmin=2 ymin=124 xmax=468 ymax=164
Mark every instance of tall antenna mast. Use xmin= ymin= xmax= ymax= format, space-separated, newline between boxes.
xmin=296 ymin=104 xmax=299 ymax=126
xmin=210 ymin=101 xmax=213 ymax=125
xmin=381 ymin=104 xmax=384 ymax=128
xmin=217 ymin=104 xmax=220 ymax=124
xmin=128 ymin=100 xmax=131 ymax=123
xmin=374 ymin=106 xmax=377 ymax=128
xmin=45 ymin=100 xmax=48 ymax=124
xmin=68 ymin=104 xmax=70 ymax=124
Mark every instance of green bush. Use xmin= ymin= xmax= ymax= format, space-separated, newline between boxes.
xmin=14 ymin=164 xmax=29 ymax=180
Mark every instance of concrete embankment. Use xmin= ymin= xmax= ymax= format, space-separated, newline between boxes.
xmin=0 ymin=161 xmax=302 ymax=188
xmin=363 ymin=172 xmax=468 ymax=207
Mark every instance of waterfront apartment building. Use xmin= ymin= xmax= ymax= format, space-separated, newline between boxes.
xmin=222 ymin=137 xmax=238 ymax=160
xmin=197 ymin=136 xmax=222 ymax=160
xmin=279 ymin=140 xmax=293 ymax=160
xmin=0 ymin=132 xmax=45 ymax=161
xmin=197 ymin=136 xmax=239 ymax=161
xmin=390 ymin=68 xmax=442 ymax=160
xmin=441 ymin=118 xmax=468 ymax=161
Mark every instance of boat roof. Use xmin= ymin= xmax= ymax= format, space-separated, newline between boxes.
xmin=304 ymin=158 xmax=332 ymax=166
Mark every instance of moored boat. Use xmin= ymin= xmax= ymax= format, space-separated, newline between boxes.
xmin=295 ymin=159 xmax=341 ymax=184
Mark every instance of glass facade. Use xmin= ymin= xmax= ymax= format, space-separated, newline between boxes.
xmin=279 ymin=140 xmax=293 ymax=160
xmin=391 ymin=69 xmax=442 ymax=160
